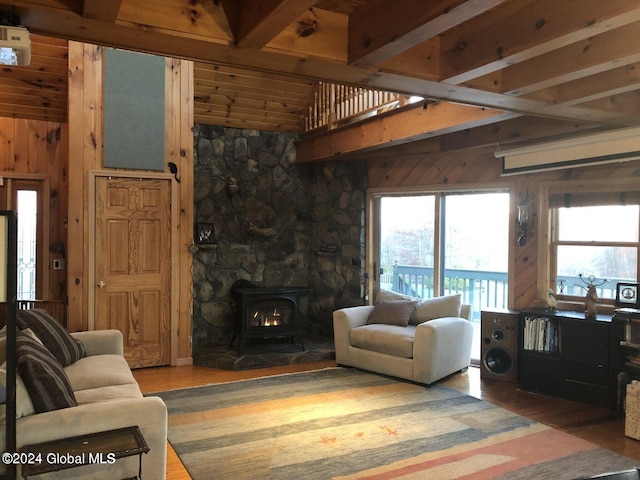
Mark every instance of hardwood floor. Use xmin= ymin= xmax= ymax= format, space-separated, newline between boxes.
xmin=133 ymin=362 xmax=640 ymax=479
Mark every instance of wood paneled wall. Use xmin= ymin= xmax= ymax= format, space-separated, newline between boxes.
xmin=0 ymin=116 xmax=68 ymax=300
xmin=66 ymin=42 xmax=194 ymax=365
xmin=368 ymin=148 xmax=640 ymax=310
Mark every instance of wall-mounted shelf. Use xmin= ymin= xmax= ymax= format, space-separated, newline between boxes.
xmin=188 ymin=243 xmax=218 ymax=254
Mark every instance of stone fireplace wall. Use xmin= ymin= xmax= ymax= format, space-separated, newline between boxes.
xmin=192 ymin=125 xmax=365 ymax=356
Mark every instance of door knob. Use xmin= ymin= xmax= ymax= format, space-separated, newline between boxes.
xmin=97 ymin=280 xmax=106 ymax=288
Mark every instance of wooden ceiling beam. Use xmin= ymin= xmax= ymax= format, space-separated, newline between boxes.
xmin=264 ymin=7 xmax=348 ymax=63
xmin=343 ymin=116 xmax=605 ymax=162
xmin=82 ymin=0 xmax=122 ymax=22
xmin=348 ymin=0 xmax=509 ymax=68
xmin=484 ymin=20 xmax=640 ymax=96
xmin=235 ymin=0 xmax=316 ymax=49
xmin=9 ymin=1 xmax=630 ymax=127
xmin=203 ymin=0 xmax=238 ymax=43
xmin=295 ymin=101 xmax=514 ymax=163
xmin=439 ymin=0 xmax=640 ymax=85
xmin=532 ymin=62 xmax=640 ymax=106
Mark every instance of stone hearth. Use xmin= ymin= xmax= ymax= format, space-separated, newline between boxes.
xmin=194 ymin=337 xmax=335 ymax=371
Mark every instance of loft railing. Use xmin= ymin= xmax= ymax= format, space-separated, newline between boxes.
xmin=305 ymin=82 xmax=402 ymax=132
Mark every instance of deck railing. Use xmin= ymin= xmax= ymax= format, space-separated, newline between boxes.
xmin=381 ymin=265 xmax=633 ymax=323
xmin=305 ymin=82 xmax=402 ymax=132
xmin=385 ymin=266 xmax=508 ymax=322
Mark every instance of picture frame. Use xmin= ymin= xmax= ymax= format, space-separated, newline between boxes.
xmin=194 ymin=222 xmax=215 ymax=244
xmin=616 ymin=282 xmax=640 ymax=308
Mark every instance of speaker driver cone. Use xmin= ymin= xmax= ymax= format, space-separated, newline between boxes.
xmin=484 ymin=347 xmax=513 ymax=375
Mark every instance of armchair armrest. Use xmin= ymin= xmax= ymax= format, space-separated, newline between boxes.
xmin=413 ymin=316 xmax=474 ymax=384
xmin=333 ymin=306 xmax=374 ymax=365
xmin=71 ymin=330 xmax=124 ymax=356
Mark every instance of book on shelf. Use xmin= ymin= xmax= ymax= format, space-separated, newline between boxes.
xmin=523 ymin=315 xmax=559 ymax=353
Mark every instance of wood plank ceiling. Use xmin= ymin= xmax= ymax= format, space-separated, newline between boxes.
xmin=0 ymin=0 xmax=639 ymax=160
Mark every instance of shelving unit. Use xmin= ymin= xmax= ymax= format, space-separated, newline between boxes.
xmin=519 ymin=309 xmax=617 ymax=409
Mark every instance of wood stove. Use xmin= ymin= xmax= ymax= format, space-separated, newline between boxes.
xmin=230 ymin=281 xmax=309 ymax=355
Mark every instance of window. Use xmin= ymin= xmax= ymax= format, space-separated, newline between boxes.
xmin=548 ymin=189 xmax=640 ymax=302
xmin=16 ymin=189 xmax=38 ymax=300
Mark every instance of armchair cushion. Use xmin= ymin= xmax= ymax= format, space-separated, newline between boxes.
xmin=366 ymin=299 xmax=418 ymax=327
xmin=17 ymin=309 xmax=85 ymax=366
xmin=351 ymin=324 xmax=416 ymax=358
xmin=411 ymin=294 xmax=462 ymax=325
xmin=374 ymin=290 xmax=464 ymax=325
xmin=16 ymin=331 xmax=77 ymax=413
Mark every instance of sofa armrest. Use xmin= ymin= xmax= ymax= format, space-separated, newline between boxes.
xmin=413 ymin=316 xmax=474 ymax=384
xmin=333 ymin=306 xmax=374 ymax=365
xmin=71 ymin=330 xmax=124 ymax=356
xmin=13 ymin=397 xmax=167 ymax=479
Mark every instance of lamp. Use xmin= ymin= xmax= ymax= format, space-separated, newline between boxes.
xmin=516 ymin=191 xmax=534 ymax=246
xmin=1 ymin=211 xmax=18 ymax=480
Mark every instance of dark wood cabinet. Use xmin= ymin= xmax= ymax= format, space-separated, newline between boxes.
xmin=518 ymin=309 xmax=616 ymax=409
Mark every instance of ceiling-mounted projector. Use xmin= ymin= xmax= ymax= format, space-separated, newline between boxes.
xmin=0 ymin=25 xmax=31 ymax=66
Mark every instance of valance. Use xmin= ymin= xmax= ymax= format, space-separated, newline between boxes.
xmin=548 ymin=191 xmax=640 ymax=208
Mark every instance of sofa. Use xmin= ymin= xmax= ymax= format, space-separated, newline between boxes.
xmin=0 ymin=309 xmax=167 ymax=479
xmin=333 ymin=290 xmax=474 ymax=385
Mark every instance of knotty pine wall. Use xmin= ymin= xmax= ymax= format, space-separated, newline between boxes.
xmin=0 ymin=117 xmax=68 ymax=301
xmin=367 ymin=147 xmax=640 ymax=311
xmin=66 ymin=42 xmax=194 ymax=365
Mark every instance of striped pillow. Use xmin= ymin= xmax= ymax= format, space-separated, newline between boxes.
xmin=16 ymin=331 xmax=77 ymax=413
xmin=16 ymin=309 xmax=85 ymax=367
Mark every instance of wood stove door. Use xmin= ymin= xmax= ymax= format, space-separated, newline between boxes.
xmin=94 ymin=177 xmax=171 ymax=368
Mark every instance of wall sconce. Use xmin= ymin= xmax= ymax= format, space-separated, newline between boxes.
xmin=516 ymin=191 xmax=534 ymax=246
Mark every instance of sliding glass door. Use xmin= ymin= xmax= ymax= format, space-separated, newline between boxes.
xmin=376 ymin=191 xmax=510 ymax=362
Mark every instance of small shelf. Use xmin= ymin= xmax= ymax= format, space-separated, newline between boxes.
xmin=621 ymin=341 xmax=640 ymax=350
xmin=519 ymin=310 xmax=616 ymax=409
xmin=20 ymin=426 xmax=148 ymax=478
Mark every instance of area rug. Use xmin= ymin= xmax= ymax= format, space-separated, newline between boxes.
xmin=152 ymin=368 xmax=638 ymax=479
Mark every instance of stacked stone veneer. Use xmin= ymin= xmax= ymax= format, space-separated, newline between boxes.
xmin=192 ymin=125 xmax=365 ymax=357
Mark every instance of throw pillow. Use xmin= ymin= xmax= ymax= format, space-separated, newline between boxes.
xmin=17 ymin=309 xmax=85 ymax=367
xmin=366 ymin=299 xmax=419 ymax=327
xmin=411 ymin=294 xmax=462 ymax=325
xmin=16 ymin=331 xmax=77 ymax=413
xmin=0 ymin=366 xmax=36 ymax=420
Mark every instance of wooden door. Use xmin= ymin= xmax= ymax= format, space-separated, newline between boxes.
xmin=95 ymin=177 xmax=171 ymax=368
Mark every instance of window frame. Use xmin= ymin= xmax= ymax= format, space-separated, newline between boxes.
xmin=541 ymin=179 xmax=640 ymax=312
xmin=366 ymin=182 xmax=516 ymax=306
xmin=0 ymin=175 xmax=50 ymax=301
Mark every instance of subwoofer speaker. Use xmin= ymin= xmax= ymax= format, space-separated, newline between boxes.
xmin=481 ymin=309 xmax=519 ymax=382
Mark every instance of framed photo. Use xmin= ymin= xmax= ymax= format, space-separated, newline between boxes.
xmin=616 ymin=282 xmax=640 ymax=308
xmin=194 ymin=223 xmax=215 ymax=244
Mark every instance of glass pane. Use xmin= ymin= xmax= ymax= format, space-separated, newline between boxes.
xmin=444 ymin=192 xmax=509 ymax=364
xmin=558 ymin=205 xmax=638 ymax=242
xmin=379 ymin=195 xmax=435 ymax=298
xmin=444 ymin=193 xmax=510 ymax=311
xmin=556 ymin=245 xmax=637 ymax=299
xmin=17 ymin=190 xmax=37 ymax=300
